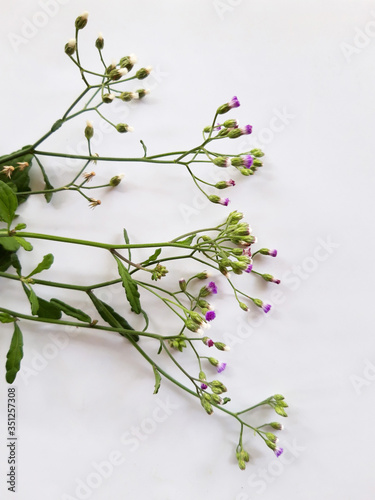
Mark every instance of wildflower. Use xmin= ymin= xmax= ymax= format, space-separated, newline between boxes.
xmin=217 ymin=362 xmax=227 ymax=374
xmin=84 ymin=121 xmax=94 ymax=140
xmin=262 ymin=274 xmax=280 ymax=284
xmin=223 ymin=118 xmax=238 ymax=128
xmin=136 ymin=66 xmax=152 ymax=79
xmin=83 ymin=171 xmax=95 ymax=182
xmin=64 ymin=38 xmax=76 ymax=55
xmin=245 ymin=264 xmax=253 ymax=273
xmin=253 ymin=299 xmax=272 ymax=313
xmin=95 ymin=33 xmax=104 ymax=50
xmin=231 ymin=155 xmax=253 ymax=168
xmin=120 ymin=54 xmax=137 ymax=71
xmin=75 ymin=11 xmax=89 ymax=30
xmin=207 ymin=281 xmax=218 ymax=295
xmin=116 ymin=123 xmax=133 ymax=133
xmin=213 ymin=156 xmax=231 ymax=168
xmin=109 ymin=68 xmax=128 ymax=81
xmin=260 ymin=248 xmax=278 ymax=257
xmin=1 ymin=166 xmax=14 ymax=178
xmin=208 ymin=195 xmax=230 ymax=206
xmin=274 ymin=447 xmax=283 ymax=458
xmin=17 ymin=162 xmax=29 ymax=171
xmin=215 ymin=180 xmax=235 ymax=189
xmin=102 ymin=93 xmax=115 ymax=103
xmin=201 ymin=383 xmax=208 ymax=390
xmin=109 ymin=174 xmax=124 ymax=187
xmin=88 ymin=198 xmax=101 ymax=208
xmin=269 ymin=422 xmax=284 ymax=430
xmin=136 ymin=89 xmax=150 ymax=99
xmin=217 ymin=96 xmax=240 ymax=114
xmin=205 ymin=311 xmax=216 ymax=322
xmin=214 ymin=342 xmax=230 ymax=352
xmin=228 ymin=125 xmax=252 ymax=138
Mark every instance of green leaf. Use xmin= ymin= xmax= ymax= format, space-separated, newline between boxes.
xmin=36 ymin=159 xmax=54 ymax=203
xmin=177 ymin=234 xmax=196 ymax=246
xmin=28 ymin=286 xmax=40 ymax=315
xmin=114 ymin=255 xmax=142 ymax=314
xmin=51 ymin=119 xmax=64 ymax=132
xmin=140 ymin=139 xmax=148 ymax=157
xmin=23 ymin=284 xmax=62 ymax=319
xmin=0 ymin=153 xmax=33 ymax=205
xmin=14 ymin=236 xmax=32 ymax=251
xmin=11 ymin=253 xmax=22 ymax=276
xmin=0 ymin=313 xmax=16 ymax=323
xmin=153 ymin=365 xmax=161 ymax=394
xmin=142 ymin=248 xmax=162 ymax=266
xmin=123 ymin=228 xmax=132 ymax=269
xmin=0 ymin=236 xmax=20 ymax=252
xmin=50 ymin=299 xmax=92 ymax=323
xmin=14 ymin=223 xmax=27 ymax=230
xmin=0 ymin=181 xmax=18 ymax=226
xmin=5 ymin=323 xmax=24 ymax=384
xmin=27 ymin=253 xmax=54 ymax=278
xmin=0 ymin=245 xmax=15 ymax=272
xmin=87 ymin=291 xmax=139 ymax=342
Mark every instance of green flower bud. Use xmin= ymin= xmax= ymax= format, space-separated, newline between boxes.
xmin=199 ymin=371 xmax=206 ymax=381
xmin=277 ymin=400 xmax=289 ymax=408
xmin=223 ymin=119 xmax=238 ymax=128
xmin=95 ymin=33 xmax=104 ymax=50
xmin=214 ymin=342 xmax=230 ymax=351
xmin=265 ymin=440 xmax=276 ymax=451
xmin=265 ymin=432 xmax=277 ymax=443
xmin=208 ymin=357 xmax=219 ymax=367
xmin=274 ymin=394 xmax=285 ymax=400
xmin=120 ymin=54 xmax=137 ymax=71
xmin=196 ymin=272 xmax=209 ymax=279
xmin=116 ymin=123 xmax=133 ymax=133
xmin=84 ymin=121 xmax=94 ymax=140
xmin=136 ymin=88 xmax=150 ymax=99
xmin=238 ymin=459 xmax=246 ymax=470
xmin=102 ymin=93 xmax=114 ymax=103
xmin=231 ymin=157 xmax=243 ymax=167
xmin=203 ymin=126 xmax=212 ymax=133
xmin=185 ymin=319 xmax=199 ymax=332
xmin=269 ymin=422 xmax=284 ymax=430
xmin=240 ymin=168 xmax=253 ymax=176
xmin=75 ymin=11 xmax=89 ymax=30
xmin=253 ymin=158 xmax=263 ymax=166
xmin=109 ymin=68 xmax=128 ymax=81
xmin=179 ymin=278 xmax=187 ymax=291
xmin=250 ymin=148 xmax=264 ymax=157
xmin=190 ymin=311 xmax=204 ymax=325
xmin=213 ymin=156 xmax=230 ymax=167
xmin=198 ymin=299 xmax=210 ymax=309
xmin=210 ymin=394 xmax=223 ymax=405
xmin=201 ymin=398 xmax=213 ymax=415
xmin=64 ymin=38 xmax=76 ymax=55
xmin=136 ymin=66 xmax=152 ymax=79
xmin=228 ymin=128 xmax=243 ymax=139
xmin=275 ymin=406 xmax=288 ymax=417
xmin=109 ymin=175 xmax=124 ymax=187
xmin=239 ymin=302 xmax=249 ymax=312
xmin=227 ymin=211 xmax=244 ymax=223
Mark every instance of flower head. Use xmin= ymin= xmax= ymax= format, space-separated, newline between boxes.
xmin=17 ymin=161 xmax=29 ymax=171
xmin=263 ymin=303 xmax=272 ymax=313
xmin=207 ymin=281 xmax=218 ymax=295
xmin=220 ymin=197 xmax=230 ymax=206
xmin=83 ymin=171 xmax=95 ymax=182
xmin=274 ymin=447 xmax=283 ymax=458
xmin=88 ymin=198 xmax=101 ymax=209
xmin=217 ymin=362 xmax=227 ymax=373
xmin=229 ymin=96 xmax=240 ymax=109
xmin=1 ymin=166 xmax=14 ymax=178
xmin=245 ymin=264 xmax=253 ymax=273
xmin=205 ymin=310 xmax=216 ymax=322
xmin=201 ymin=383 xmax=208 ymax=390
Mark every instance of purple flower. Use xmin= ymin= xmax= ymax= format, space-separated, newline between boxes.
xmin=245 ymin=264 xmax=253 ymax=273
xmin=201 ymin=383 xmax=208 ymax=390
xmin=205 ymin=310 xmax=216 ymax=322
xmin=274 ymin=447 xmax=283 ymax=458
xmin=227 ymin=179 xmax=236 ymax=186
xmin=214 ymin=123 xmax=222 ymax=130
xmin=219 ymin=197 xmax=230 ymax=206
xmin=272 ymin=278 xmax=281 ymax=284
xmin=229 ymin=96 xmax=240 ymax=109
xmin=243 ymin=155 xmax=254 ymax=168
xmin=241 ymin=125 xmax=252 ymax=135
xmin=217 ymin=362 xmax=227 ymax=373
xmin=207 ymin=281 xmax=218 ymax=294
xmin=242 ymin=248 xmax=252 ymax=257
xmin=207 ymin=339 xmax=214 ymax=347
xmin=262 ymin=303 xmax=272 ymax=313
xmin=269 ymin=249 xmax=278 ymax=257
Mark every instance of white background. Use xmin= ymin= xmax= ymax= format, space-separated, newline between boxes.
xmin=1 ymin=1 xmax=375 ymax=499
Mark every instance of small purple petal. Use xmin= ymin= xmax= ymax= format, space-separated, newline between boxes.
xmin=262 ymin=303 xmax=272 ymax=313
xmin=229 ymin=96 xmax=240 ymax=109
xmin=220 ymin=197 xmax=230 ymax=206
xmin=274 ymin=447 xmax=283 ymax=458
xmin=270 ymin=249 xmax=278 ymax=257
xmin=207 ymin=339 xmax=214 ymax=347
xmin=208 ymin=281 xmax=218 ymax=294
xmin=205 ymin=310 xmax=216 ymax=322
xmin=242 ymin=125 xmax=253 ymax=135
xmin=227 ymin=179 xmax=236 ymax=186
xmin=217 ymin=362 xmax=227 ymax=373
xmin=245 ymin=264 xmax=253 ymax=273
xmin=201 ymin=383 xmax=208 ymax=390
xmin=273 ymin=278 xmax=281 ymax=284
xmin=214 ymin=123 xmax=222 ymax=130
xmin=243 ymin=155 xmax=254 ymax=168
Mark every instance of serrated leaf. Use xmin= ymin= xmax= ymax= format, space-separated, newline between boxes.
xmin=0 ymin=181 xmax=18 ymax=227
xmin=177 ymin=234 xmax=196 ymax=246
xmin=14 ymin=236 xmax=32 ymax=251
xmin=153 ymin=365 xmax=161 ymax=394
xmin=142 ymin=248 xmax=162 ymax=266
xmin=27 ymin=253 xmax=54 ymax=278
xmin=114 ymin=255 xmax=142 ymax=314
xmin=87 ymin=291 xmax=139 ymax=342
xmin=0 ymin=313 xmax=15 ymax=323
xmin=5 ymin=323 xmax=24 ymax=384
xmin=50 ymin=299 xmax=92 ymax=323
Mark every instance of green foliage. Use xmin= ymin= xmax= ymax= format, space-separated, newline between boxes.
xmin=50 ymin=298 xmax=92 ymax=323
xmin=0 ymin=152 xmax=33 ymax=204
xmin=5 ymin=323 xmax=24 ymax=384
xmin=114 ymin=255 xmax=142 ymax=314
